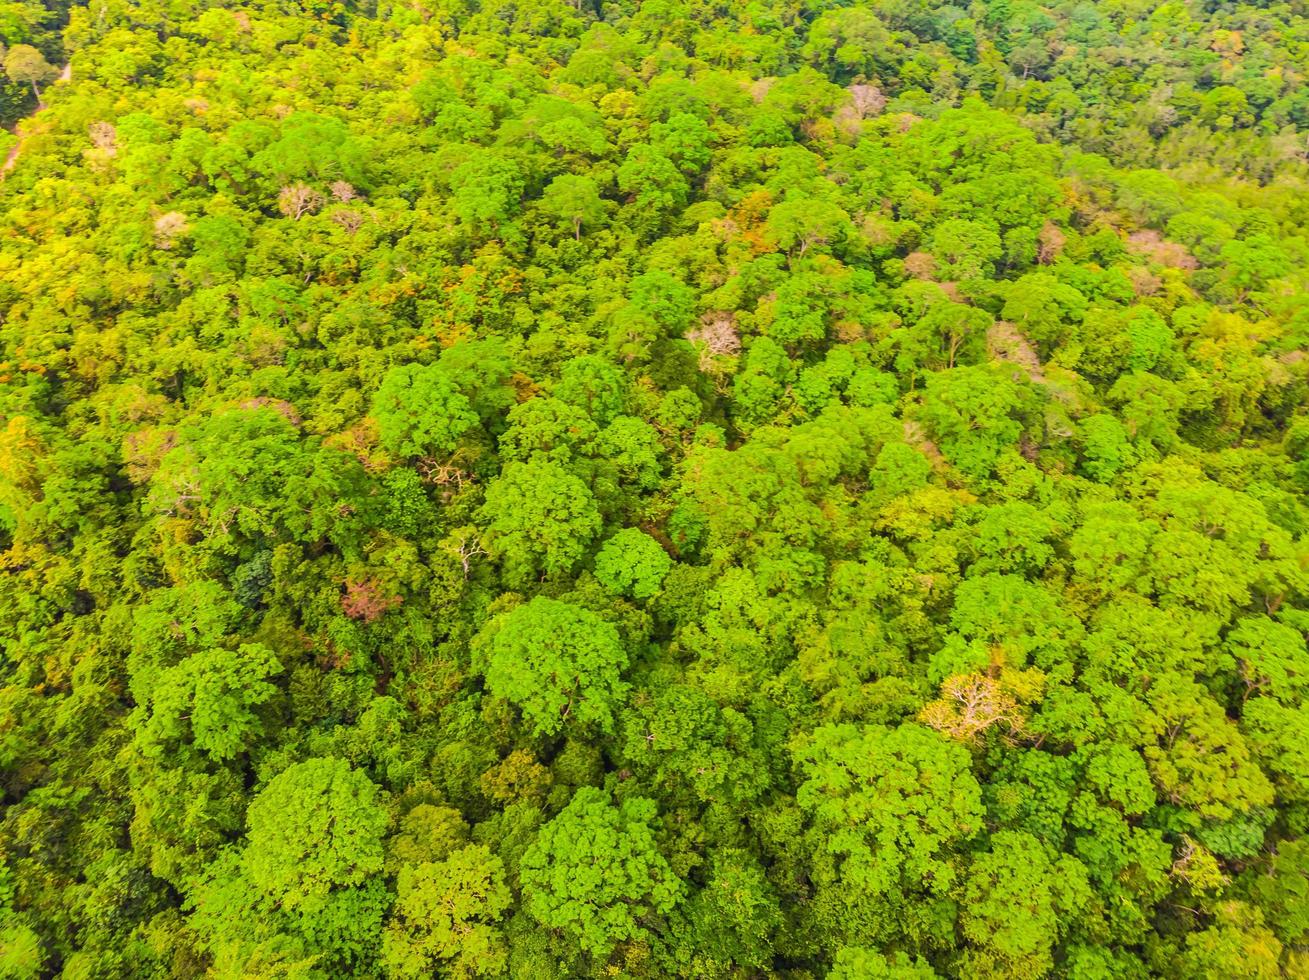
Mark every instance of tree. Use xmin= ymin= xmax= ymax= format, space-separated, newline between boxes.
xmin=625 ymin=677 xmax=771 ymax=800
xmin=0 ymin=919 xmax=44 ymax=978
xmin=803 ymin=7 xmax=904 ymax=81
xmin=474 ymin=597 xmax=628 ymax=737
xmin=136 ymin=643 xmax=281 ymax=761
xmin=1173 ymin=901 xmax=1282 ymax=979
xmin=451 ymin=153 xmax=525 ymax=233
xmin=498 ymin=397 xmax=599 ymax=463
xmin=674 ymin=848 xmax=781 ymax=974
xmin=897 ymin=300 xmax=991 ymax=374
xmin=8 ymin=0 xmax=1309 ymax=970
xmin=1243 ymin=838 xmax=1309 ymax=949
xmin=184 ymin=213 xmax=250 ymax=283
xmin=372 ymin=363 xmax=478 ymax=460
xmin=277 ymin=183 xmax=326 ymax=219
xmin=539 ymin=174 xmax=605 ymax=239
xmin=382 ymin=845 xmax=512 ymax=978
xmin=766 ymin=197 xmax=854 ymax=258
xmin=967 ymin=501 xmax=1057 ymax=575
xmin=930 ymin=220 xmax=1003 ymax=283
xmin=1142 ymin=673 xmax=1274 ymax=823
xmin=593 ymin=528 xmax=672 ymax=599
xmin=629 ymin=269 xmax=696 ymax=334
xmin=794 ymin=723 xmax=984 ymax=898
xmin=1226 ymin=615 xmax=1307 ymax=703
xmin=650 ymin=112 xmax=714 ymax=175
xmin=239 ymin=758 xmax=390 ymax=968
xmin=595 ymin=416 xmax=664 ymax=490
xmin=616 ymin=144 xmax=689 ymax=234
xmin=934 ymin=573 xmax=1077 ymax=680
xmin=148 ymin=407 xmax=369 ymax=550
xmin=4 ymin=45 xmax=56 ymax=105
xmin=244 ymin=759 xmax=388 ymax=903
xmin=1078 ymin=414 xmax=1135 ymax=483
xmin=555 ymin=355 xmax=628 ymax=425
xmin=998 ymin=272 xmax=1086 ymax=354
xmin=870 ymin=442 xmax=933 ymax=496
xmin=1107 ymin=372 xmax=1185 ymax=454
xmin=387 ymin=804 xmax=470 ymax=870
xmin=252 ymin=112 xmax=369 ymax=187
xmin=828 ymin=948 xmax=940 ymax=979
xmin=520 ymin=787 xmax=683 ymax=958
xmin=1220 ymin=235 xmax=1291 ymax=298
xmin=128 ymin=581 xmax=243 ymax=703
xmin=479 ymin=460 xmax=602 ymax=582
xmin=959 ymin=831 xmax=1090 ymax=978
xmin=917 ymin=366 xmax=1027 ymax=482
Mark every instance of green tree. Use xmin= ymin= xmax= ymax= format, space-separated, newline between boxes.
xmin=1243 ymin=838 xmax=1309 ymax=949
xmin=917 ymin=367 xmax=1026 ymax=481
xmin=382 ymin=845 xmax=512 ymax=978
xmin=372 ymin=363 xmax=479 ymax=460
xmin=596 ymin=416 xmax=664 ymax=491
xmin=555 ymin=355 xmax=628 ymax=425
xmin=766 ymin=197 xmax=855 ymax=258
xmin=616 ymin=144 xmax=689 ymax=234
xmin=620 ymin=682 xmax=769 ymax=805
xmin=245 ymin=758 xmax=388 ymax=903
xmin=451 ymin=154 xmax=525 ymax=233
xmin=252 ymin=112 xmax=369 ymax=187
xmin=1173 ymin=901 xmax=1282 ymax=979
xmin=4 ymin=44 xmax=56 ymax=104
xmin=539 ymin=174 xmax=606 ymax=239
xmin=675 ymin=848 xmax=781 ymax=974
xmin=237 ymin=758 xmax=391 ymax=968
xmin=931 ymin=220 xmax=1003 ymax=283
xmin=479 ymin=459 xmax=602 ymax=582
xmin=1227 ymin=615 xmax=1307 ymax=703
xmin=829 ymin=948 xmax=940 ymax=979
xmin=148 ymin=407 xmax=368 ymax=550
xmin=475 ymin=597 xmax=629 ymax=736
xmin=593 ymin=528 xmax=672 ymax=599
xmin=499 ymin=397 xmax=599 ymax=464
xmin=794 ymin=723 xmax=984 ymax=898
xmin=650 ymin=112 xmax=714 ymax=175
xmin=136 ymin=643 xmax=281 ymax=761
xmin=959 ymin=831 xmax=1090 ymax=979
xmin=1142 ymin=673 xmax=1274 ymax=823
xmin=520 ymin=787 xmax=683 ymax=958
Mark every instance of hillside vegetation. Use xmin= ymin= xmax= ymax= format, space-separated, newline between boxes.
xmin=2 ymin=0 xmax=1309 ymax=975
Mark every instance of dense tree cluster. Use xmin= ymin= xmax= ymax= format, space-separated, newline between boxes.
xmin=1 ymin=0 xmax=1309 ymax=975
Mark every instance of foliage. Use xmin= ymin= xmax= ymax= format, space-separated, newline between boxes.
xmin=2 ymin=0 xmax=1309 ymax=973
xmin=593 ymin=528 xmax=672 ymax=600
xmin=475 ymin=596 xmax=629 ymax=737
xmin=519 ymin=787 xmax=682 ymax=959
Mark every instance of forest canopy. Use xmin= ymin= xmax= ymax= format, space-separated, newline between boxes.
xmin=1 ymin=0 xmax=1309 ymax=975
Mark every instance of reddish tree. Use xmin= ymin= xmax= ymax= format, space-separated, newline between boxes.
xmin=341 ymin=578 xmax=400 ymax=623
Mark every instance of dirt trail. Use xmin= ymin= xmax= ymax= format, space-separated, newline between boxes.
xmin=2 ymin=63 xmax=71 ymax=178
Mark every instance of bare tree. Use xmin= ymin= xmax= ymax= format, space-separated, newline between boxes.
xmin=153 ymin=212 xmax=190 ymax=249
xmin=278 ymin=183 xmax=326 ymax=220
